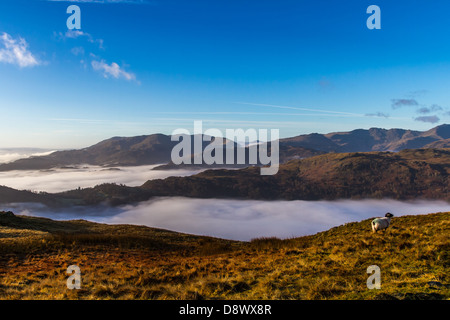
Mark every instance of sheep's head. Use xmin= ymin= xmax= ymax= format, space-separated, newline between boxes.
xmin=385 ymin=212 xmax=394 ymax=218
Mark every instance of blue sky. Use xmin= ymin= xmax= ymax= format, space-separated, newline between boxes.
xmin=0 ymin=0 xmax=449 ymax=148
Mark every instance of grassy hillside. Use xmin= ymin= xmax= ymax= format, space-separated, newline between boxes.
xmin=0 ymin=210 xmax=448 ymax=300
xmin=143 ymin=148 xmax=450 ymax=201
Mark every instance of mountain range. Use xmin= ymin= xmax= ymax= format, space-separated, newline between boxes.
xmin=279 ymin=124 xmax=450 ymax=152
xmin=0 ymin=148 xmax=448 ymax=206
xmin=0 ymin=124 xmax=449 ymax=171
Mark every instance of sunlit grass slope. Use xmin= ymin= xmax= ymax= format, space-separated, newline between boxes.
xmin=0 ymin=210 xmax=448 ymax=300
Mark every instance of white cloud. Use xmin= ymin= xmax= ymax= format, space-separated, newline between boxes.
xmin=0 ymin=149 xmax=56 ymax=164
xmin=56 ymin=30 xmax=104 ymax=49
xmin=104 ymin=198 xmax=449 ymax=240
xmin=91 ymin=59 xmax=137 ymax=82
xmin=71 ymin=46 xmax=85 ymax=56
xmin=0 ymin=32 xmax=40 ymax=68
xmin=64 ymin=30 xmax=87 ymax=39
xmin=0 ymin=165 xmax=204 ymax=193
xmin=8 ymin=198 xmax=450 ymax=241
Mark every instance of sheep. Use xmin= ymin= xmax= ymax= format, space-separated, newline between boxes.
xmin=371 ymin=212 xmax=394 ymax=233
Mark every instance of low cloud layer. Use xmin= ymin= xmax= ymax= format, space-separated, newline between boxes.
xmin=0 ymin=149 xmax=56 ymax=164
xmin=0 ymin=165 xmax=204 ymax=193
xmin=7 ymin=198 xmax=450 ymax=241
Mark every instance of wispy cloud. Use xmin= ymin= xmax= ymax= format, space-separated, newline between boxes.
xmin=55 ymin=30 xmax=141 ymax=84
xmin=317 ymin=77 xmax=334 ymax=91
xmin=55 ymin=30 xmax=104 ymax=49
xmin=414 ymin=115 xmax=440 ymax=124
xmin=417 ymin=107 xmax=431 ymax=114
xmin=407 ymin=89 xmax=428 ymax=98
xmin=391 ymin=98 xmax=419 ymax=109
xmin=0 ymin=32 xmax=40 ymax=68
xmin=234 ymin=102 xmax=363 ymax=117
xmin=430 ymin=104 xmax=443 ymax=112
xmin=91 ymin=59 xmax=137 ymax=82
xmin=47 ymin=118 xmax=109 ymax=124
xmin=365 ymin=112 xmax=389 ymax=118
xmin=156 ymin=111 xmax=370 ymax=118
xmin=417 ymin=105 xmax=443 ymax=114
xmin=71 ymin=46 xmax=85 ymax=56
xmin=64 ymin=30 xmax=87 ymax=39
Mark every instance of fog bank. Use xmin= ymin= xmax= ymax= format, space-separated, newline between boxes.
xmin=0 ymin=148 xmax=57 ymax=164
xmin=0 ymin=165 xmax=204 ymax=193
xmin=6 ymin=198 xmax=449 ymax=241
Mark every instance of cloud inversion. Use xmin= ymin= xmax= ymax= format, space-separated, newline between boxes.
xmin=0 ymin=165 xmax=204 ymax=193
xmin=8 ymin=198 xmax=450 ymax=241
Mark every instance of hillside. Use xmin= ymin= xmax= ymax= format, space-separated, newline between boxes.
xmin=1 ymin=148 xmax=448 ymax=206
xmin=424 ymin=138 xmax=450 ymax=149
xmin=152 ymin=143 xmax=324 ymax=170
xmin=0 ymin=210 xmax=448 ymax=300
xmin=281 ymin=124 xmax=450 ymax=152
xmin=0 ymin=186 xmax=60 ymax=206
xmin=1 ymin=124 xmax=448 ymax=172
xmin=0 ymin=134 xmax=176 ymax=171
xmin=142 ymin=148 xmax=450 ymax=201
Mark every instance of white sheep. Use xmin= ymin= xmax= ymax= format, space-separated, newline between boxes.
xmin=371 ymin=213 xmax=394 ymax=233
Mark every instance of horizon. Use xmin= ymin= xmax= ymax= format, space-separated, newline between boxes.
xmin=1 ymin=0 xmax=450 ymax=149
xmin=0 ymin=122 xmax=448 ymax=151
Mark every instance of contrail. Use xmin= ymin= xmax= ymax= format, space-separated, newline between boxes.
xmin=233 ymin=101 xmax=365 ymax=117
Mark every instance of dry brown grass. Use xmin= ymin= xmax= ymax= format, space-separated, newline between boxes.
xmin=0 ymin=211 xmax=448 ymax=300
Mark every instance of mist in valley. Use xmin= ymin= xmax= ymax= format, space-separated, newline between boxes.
xmin=0 ymin=148 xmax=57 ymax=165
xmin=0 ymin=164 xmax=205 ymax=193
xmin=1 ymin=162 xmax=448 ymax=241
xmin=5 ymin=198 xmax=449 ymax=241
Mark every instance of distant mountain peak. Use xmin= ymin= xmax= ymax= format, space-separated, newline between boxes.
xmin=0 ymin=124 xmax=448 ymax=171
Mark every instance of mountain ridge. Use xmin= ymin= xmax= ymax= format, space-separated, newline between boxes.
xmin=1 ymin=148 xmax=448 ymax=206
xmin=282 ymin=124 xmax=450 ymax=152
xmin=141 ymin=148 xmax=450 ymax=201
xmin=0 ymin=124 xmax=448 ymax=171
